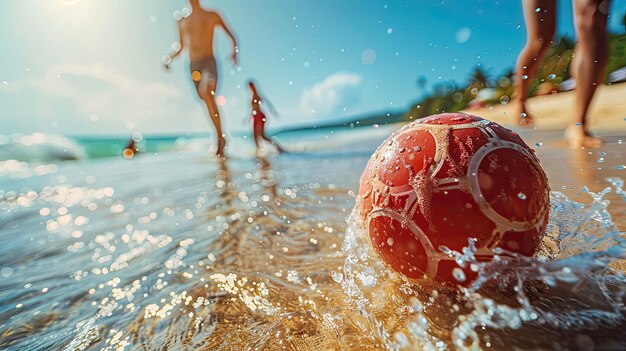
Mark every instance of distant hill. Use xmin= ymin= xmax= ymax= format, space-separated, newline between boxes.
xmin=272 ymin=110 xmax=405 ymax=135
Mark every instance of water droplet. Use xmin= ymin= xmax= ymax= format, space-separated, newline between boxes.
xmin=517 ymin=192 xmax=527 ymax=200
xmin=439 ymin=245 xmax=452 ymax=255
xmin=1 ymin=267 xmax=13 ymax=277
xmin=361 ymin=48 xmax=377 ymax=65
xmin=543 ymin=276 xmax=556 ymax=287
xmin=330 ymin=271 xmax=344 ymax=283
xmin=535 ymin=7 xmax=541 ymax=13
xmin=535 ymin=142 xmax=543 ymax=147
xmin=452 ymin=268 xmax=466 ymax=282
xmin=614 ymin=165 xmax=625 ymax=170
xmin=547 ymin=74 xmax=556 ymax=80
xmin=520 ymin=112 xmax=527 ymax=118
xmin=521 ymin=74 xmax=528 ymax=80
xmin=387 ymin=237 xmax=394 ymax=246
xmin=499 ymin=95 xmax=510 ymax=104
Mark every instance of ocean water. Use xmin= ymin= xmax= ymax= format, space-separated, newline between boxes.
xmin=0 ymin=126 xmax=625 ymax=350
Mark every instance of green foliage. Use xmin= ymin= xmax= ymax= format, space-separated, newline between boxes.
xmin=403 ymin=33 xmax=626 ymax=122
xmin=607 ymin=34 xmax=626 ymax=77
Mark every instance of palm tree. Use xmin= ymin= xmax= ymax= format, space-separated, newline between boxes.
xmin=468 ymin=65 xmax=491 ymax=89
xmin=551 ymin=35 xmax=575 ymax=52
xmin=416 ymin=75 xmax=427 ymax=90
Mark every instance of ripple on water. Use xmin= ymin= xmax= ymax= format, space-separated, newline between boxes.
xmin=0 ymin=152 xmax=625 ymax=350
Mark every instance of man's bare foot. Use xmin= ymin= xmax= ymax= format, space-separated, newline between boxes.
xmin=564 ymin=125 xmax=603 ymax=149
xmin=518 ymin=112 xmax=535 ymax=127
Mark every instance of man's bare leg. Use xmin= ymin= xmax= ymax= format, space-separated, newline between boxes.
xmin=204 ymin=88 xmax=226 ymax=156
xmin=514 ymin=0 xmax=557 ymax=126
xmin=196 ymin=75 xmax=226 ymax=157
xmin=566 ymin=0 xmax=608 ymax=148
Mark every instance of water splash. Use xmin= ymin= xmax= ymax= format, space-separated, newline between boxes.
xmin=340 ymin=179 xmax=626 ymax=350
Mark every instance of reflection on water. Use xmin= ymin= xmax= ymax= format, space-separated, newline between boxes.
xmin=0 ymin=135 xmax=625 ymax=350
xmin=527 ymin=131 xmax=626 ymax=228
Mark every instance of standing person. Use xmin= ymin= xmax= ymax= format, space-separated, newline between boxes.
xmin=514 ymin=0 xmax=609 ymax=148
xmin=163 ymin=0 xmax=238 ymax=157
xmin=567 ymin=0 xmax=610 ymax=148
xmin=514 ymin=0 xmax=557 ymax=127
xmin=247 ymin=81 xmax=285 ymax=154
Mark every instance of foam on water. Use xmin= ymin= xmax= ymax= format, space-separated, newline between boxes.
xmin=0 ymin=133 xmax=85 ymax=162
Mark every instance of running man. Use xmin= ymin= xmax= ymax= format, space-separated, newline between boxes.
xmin=247 ymin=81 xmax=285 ymax=154
xmin=514 ymin=0 xmax=610 ymax=148
xmin=163 ymin=0 xmax=238 ymax=156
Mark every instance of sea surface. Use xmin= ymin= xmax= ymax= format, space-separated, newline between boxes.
xmin=0 ymin=126 xmax=625 ymax=350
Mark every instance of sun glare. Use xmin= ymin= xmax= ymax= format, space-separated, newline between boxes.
xmin=57 ymin=0 xmax=81 ymax=5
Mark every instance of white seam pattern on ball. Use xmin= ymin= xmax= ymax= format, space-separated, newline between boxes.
xmin=363 ymin=117 xmax=549 ymax=279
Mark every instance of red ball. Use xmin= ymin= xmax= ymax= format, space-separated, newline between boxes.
xmin=358 ymin=113 xmax=550 ymax=285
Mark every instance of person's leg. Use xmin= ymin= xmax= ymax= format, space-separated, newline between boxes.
xmin=566 ymin=0 xmax=609 ymax=148
xmin=514 ymin=0 xmax=557 ymax=126
xmin=194 ymin=62 xmax=226 ymax=157
xmin=203 ymin=79 xmax=226 ymax=156
xmin=262 ymin=132 xmax=285 ymax=153
xmin=253 ymin=124 xmax=262 ymax=155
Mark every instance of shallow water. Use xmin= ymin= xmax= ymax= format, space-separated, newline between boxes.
xmin=0 ymin=129 xmax=625 ymax=350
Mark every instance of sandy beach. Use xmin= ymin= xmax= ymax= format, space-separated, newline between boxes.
xmin=466 ymin=83 xmax=626 ymax=133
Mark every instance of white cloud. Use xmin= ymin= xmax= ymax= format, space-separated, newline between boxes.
xmin=1 ymin=63 xmax=192 ymax=133
xmin=300 ymin=72 xmax=363 ymax=118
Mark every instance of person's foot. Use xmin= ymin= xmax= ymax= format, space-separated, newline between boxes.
xmin=564 ymin=125 xmax=603 ymax=149
xmin=518 ymin=112 xmax=535 ymax=127
xmin=275 ymin=144 xmax=287 ymax=154
xmin=515 ymin=101 xmax=534 ymax=127
xmin=216 ymin=138 xmax=226 ymax=157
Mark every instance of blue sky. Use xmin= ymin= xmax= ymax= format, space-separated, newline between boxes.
xmin=1 ymin=0 xmax=625 ymax=136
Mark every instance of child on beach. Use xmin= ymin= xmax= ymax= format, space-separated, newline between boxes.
xmin=247 ymin=81 xmax=285 ymax=154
